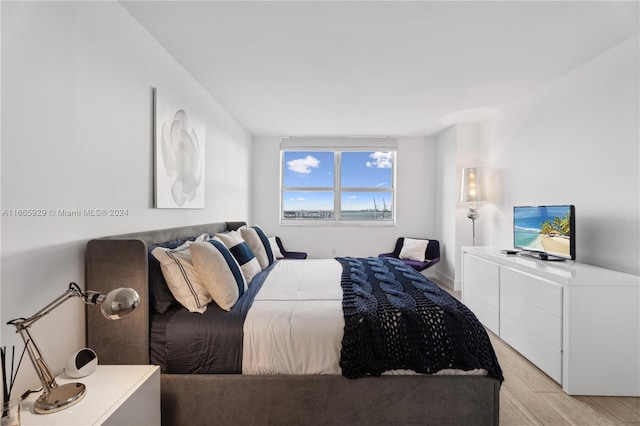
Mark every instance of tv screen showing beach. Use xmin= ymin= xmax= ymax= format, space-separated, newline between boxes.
xmin=513 ymin=205 xmax=574 ymax=258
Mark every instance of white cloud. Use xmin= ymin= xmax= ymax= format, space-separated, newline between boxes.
xmin=287 ymin=155 xmax=320 ymax=175
xmin=366 ymin=151 xmax=392 ymax=169
xmin=349 ymin=195 xmax=357 ymax=199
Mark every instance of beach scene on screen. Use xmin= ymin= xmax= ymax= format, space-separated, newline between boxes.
xmin=514 ymin=206 xmax=571 ymax=256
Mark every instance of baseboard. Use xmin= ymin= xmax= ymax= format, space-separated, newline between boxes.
xmin=432 ymin=269 xmax=454 ymax=290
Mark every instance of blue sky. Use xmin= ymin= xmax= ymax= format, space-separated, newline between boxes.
xmin=283 ymin=151 xmax=392 ymax=211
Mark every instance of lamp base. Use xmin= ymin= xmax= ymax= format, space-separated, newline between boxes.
xmin=34 ymin=382 xmax=86 ymax=414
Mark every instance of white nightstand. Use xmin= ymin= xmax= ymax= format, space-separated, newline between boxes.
xmin=20 ymin=365 xmax=160 ymax=425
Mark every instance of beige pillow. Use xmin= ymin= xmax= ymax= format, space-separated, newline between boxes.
xmin=241 ymin=226 xmax=275 ymax=269
xmin=399 ymin=238 xmax=429 ymax=262
xmin=190 ymin=241 xmax=247 ymax=311
xmin=151 ymin=240 xmax=211 ymax=313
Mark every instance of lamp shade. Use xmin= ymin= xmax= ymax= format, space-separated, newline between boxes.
xmin=459 ymin=167 xmax=485 ymax=203
xmin=100 ymin=287 xmax=140 ymax=320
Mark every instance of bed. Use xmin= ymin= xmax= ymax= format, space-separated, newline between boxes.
xmin=86 ymin=221 xmax=501 ymax=426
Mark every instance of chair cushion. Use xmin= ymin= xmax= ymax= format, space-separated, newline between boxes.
xmin=399 ymin=238 xmax=429 ymax=262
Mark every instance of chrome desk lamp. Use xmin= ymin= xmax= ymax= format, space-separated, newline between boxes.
xmin=7 ymin=282 xmax=139 ymax=414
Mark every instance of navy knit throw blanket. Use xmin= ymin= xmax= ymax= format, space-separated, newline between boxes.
xmin=336 ymin=256 xmax=503 ymax=382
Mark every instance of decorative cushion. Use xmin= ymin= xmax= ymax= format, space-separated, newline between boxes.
xmin=214 ymin=231 xmax=262 ymax=284
xmin=399 ymin=238 xmax=429 ymax=262
xmin=151 ymin=238 xmax=211 ymax=314
xmin=148 ymin=233 xmax=211 ymax=314
xmin=268 ymin=236 xmax=284 ymax=259
xmin=190 ymin=240 xmax=247 ymax=311
xmin=148 ymin=238 xmax=187 ymax=314
xmin=240 ymin=226 xmax=275 ymax=269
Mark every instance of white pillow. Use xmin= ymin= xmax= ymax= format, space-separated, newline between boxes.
xmin=214 ymin=231 xmax=262 ymax=284
xmin=240 ymin=226 xmax=275 ymax=269
xmin=151 ymin=240 xmax=211 ymax=313
xmin=268 ymin=236 xmax=284 ymax=259
xmin=190 ymin=240 xmax=247 ymax=311
xmin=399 ymin=238 xmax=429 ymax=262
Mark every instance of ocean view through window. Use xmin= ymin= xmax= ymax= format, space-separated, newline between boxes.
xmin=281 ymin=147 xmax=395 ymax=224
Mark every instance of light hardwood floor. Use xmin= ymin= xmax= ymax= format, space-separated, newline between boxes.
xmin=489 ymin=330 xmax=639 ymax=426
xmin=433 ymin=279 xmax=640 ymax=425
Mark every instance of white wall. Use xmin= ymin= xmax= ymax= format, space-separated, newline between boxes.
xmin=251 ymin=136 xmax=438 ymax=266
xmin=433 ymin=123 xmax=486 ymax=291
xmin=1 ymin=1 xmax=251 ymax=395
xmin=477 ymin=34 xmax=639 ymax=276
xmin=433 ymin=126 xmax=457 ymax=286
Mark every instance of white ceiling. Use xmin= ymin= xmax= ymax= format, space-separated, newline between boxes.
xmin=121 ymin=1 xmax=639 ymax=137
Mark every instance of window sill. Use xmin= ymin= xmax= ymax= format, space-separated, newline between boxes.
xmin=279 ymin=220 xmax=396 ymax=227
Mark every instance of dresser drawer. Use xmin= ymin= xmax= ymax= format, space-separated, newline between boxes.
xmin=463 ymin=274 xmax=499 ymax=334
xmin=500 ymin=266 xmax=563 ymax=317
xmin=499 ymin=266 xmax=563 ymax=384
xmin=500 ymin=312 xmax=562 ymax=383
xmin=462 ymin=253 xmax=500 ymax=334
xmin=463 ymin=254 xmax=499 ymax=286
xmin=500 ymin=290 xmax=562 ymax=349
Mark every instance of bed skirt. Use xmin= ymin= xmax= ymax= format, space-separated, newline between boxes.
xmin=160 ymin=373 xmax=499 ymax=426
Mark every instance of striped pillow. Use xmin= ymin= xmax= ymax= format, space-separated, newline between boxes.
xmin=151 ymin=240 xmax=211 ymax=313
xmin=240 ymin=225 xmax=275 ymax=269
xmin=190 ymin=240 xmax=247 ymax=311
xmin=214 ymin=231 xmax=262 ymax=284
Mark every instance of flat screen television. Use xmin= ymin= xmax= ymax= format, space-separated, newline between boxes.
xmin=513 ymin=205 xmax=575 ymax=261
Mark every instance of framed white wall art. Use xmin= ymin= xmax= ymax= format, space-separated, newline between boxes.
xmin=154 ymin=88 xmax=205 ymax=208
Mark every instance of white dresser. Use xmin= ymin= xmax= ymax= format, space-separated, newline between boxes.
xmin=461 ymin=246 xmax=639 ymax=396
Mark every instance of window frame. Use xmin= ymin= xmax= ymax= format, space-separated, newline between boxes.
xmin=280 ymin=143 xmax=396 ymax=226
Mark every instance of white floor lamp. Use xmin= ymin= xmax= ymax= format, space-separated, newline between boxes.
xmin=459 ymin=167 xmax=486 ymax=246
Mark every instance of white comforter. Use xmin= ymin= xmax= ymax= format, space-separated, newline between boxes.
xmin=242 ymin=259 xmax=487 ymax=377
xmin=242 ymin=259 xmax=344 ymax=374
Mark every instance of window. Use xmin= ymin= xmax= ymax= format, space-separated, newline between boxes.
xmin=280 ymin=139 xmax=396 ymax=225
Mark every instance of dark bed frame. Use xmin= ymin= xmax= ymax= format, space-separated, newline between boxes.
xmin=85 ymin=221 xmax=500 ymax=426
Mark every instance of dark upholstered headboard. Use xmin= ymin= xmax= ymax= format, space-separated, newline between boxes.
xmin=85 ymin=221 xmax=246 ymax=365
